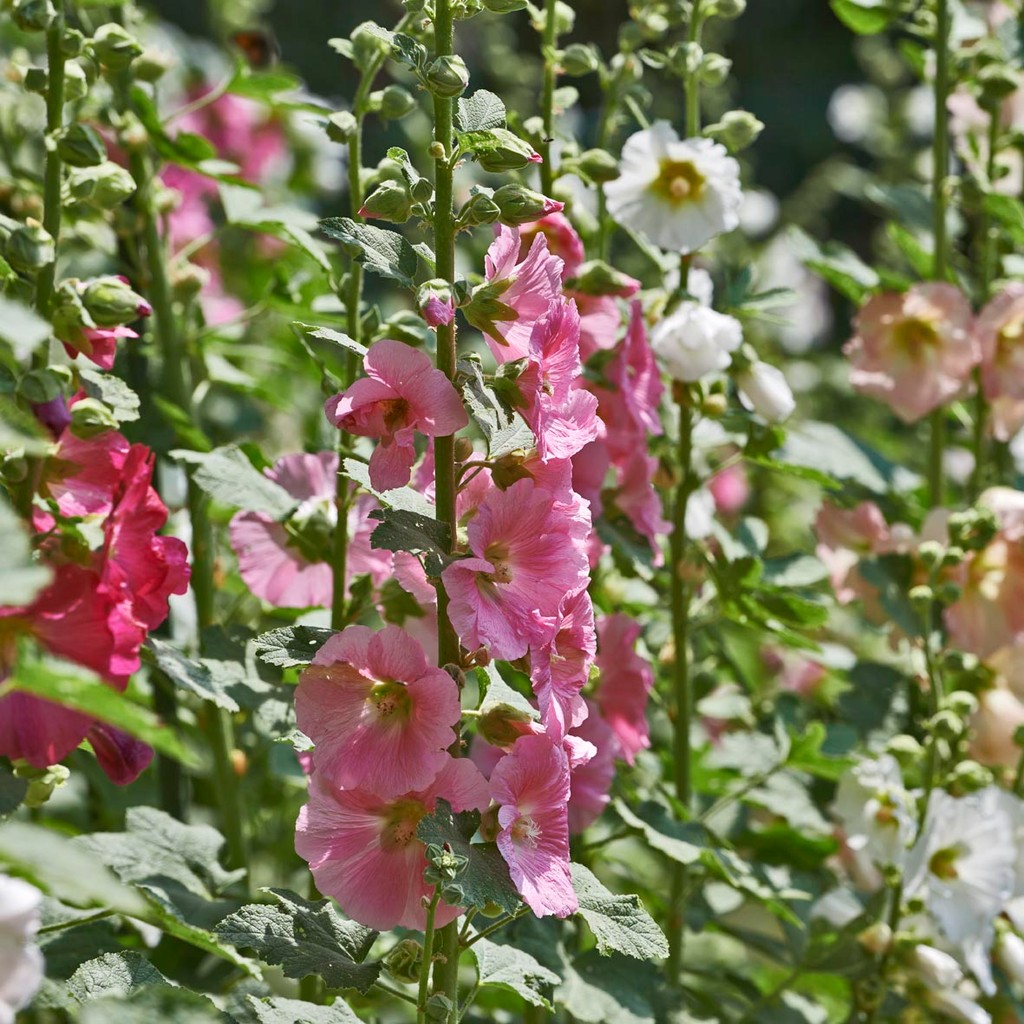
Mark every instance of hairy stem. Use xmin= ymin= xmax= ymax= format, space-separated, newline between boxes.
xmin=417 ymin=892 xmax=441 ymax=1023
xmin=539 ymin=0 xmax=559 ymax=195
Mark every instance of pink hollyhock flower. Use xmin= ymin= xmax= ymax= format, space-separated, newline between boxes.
xmin=603 ymin=302 xmax=664 ymax=448
xmin=325 ymin=340 xmax=468 ymax=492
xmin=519 ymin=213 xmax=586 ymax=281
xmin=518 ymin=300 xmax=600 ymax=462
xmin=530 ymin=587 xmax=596 ymax=740
xmin=296 ymin=757 xmax=489 ymax=931
xmin=844 ymin=284 xmax=978 ymax=423
xmin=572 ymin=439 xmax=610 ymax=519
xmin=976 ymin=284 xmax=1024 ymax=403
xmin=231 ymin=452 xmax=390 ymax=609
xmin=419 ymin=286 xmax=456 ymax=328
xmin=86 ymin=723 xmax=154 ymax=784
xmin=295 ymin=625 xmax=461 ymax=798
xmin=490 ymin=733 xmax=577 ymax=917
xmin=814 ymin=501 xmax=891 ymax=605
xmin=442 ymin=478 xmax=591 ymax=661
xmin=576 ymin=294 xmax=623 ymax=361
xmin=62 ymin=325 xmax=138 ymax=371
xmin=709 ymin=463 xmax=750 ymax=516
xmin=42 ymin=416 xmax=131 ymax=518
xmin=592 ymin=614 xmax=654 ymax=765
xmin=608 ymin=450 xmax=671 ymax=565
xmin=567 ymin=702 xmax=617 ymax=834
xmin=471 ymin=227 xmax=564 ymax=361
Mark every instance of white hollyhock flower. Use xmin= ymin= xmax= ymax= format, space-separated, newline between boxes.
xmin=925 ymin=989 xmax=992 ymax=1024
xmin=0 ymin=874 xmax=44 ymax=1024
xmin=832 ymin=755 xmax=915 ymax=870
xmin=905 ymin=786 xmax=1017 ymax=996
xmin=651 ymin=302 xmax=742 ymax=382
xmin=604 ymin=122 xmax=742 ymax=254
xmin=737 ymin=361 xmax=796 ymax=423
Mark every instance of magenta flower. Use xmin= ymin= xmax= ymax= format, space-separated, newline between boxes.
xmin=295 ymin=625 xmax=461 ymax=798
xmin=41 ymin=415 xmax=131 ymax=518
xmin=442 ymin=478 xmax=591 ymax=661
xmin=844 ymin=284 xmax=978 ymax=423
xmin=567 ymin=703 xmax=617 ymax=834
xmin=490 ymin=733 xmax=577 ymax=918
xmin=296 ymin=757 xmax=490 ymax=931
xmin=61 ymin=325 xmax=137 ymax=371
xmin=592 ymin=614 xmax=654 ymax=765
xmin=325 ymin=340 xmax=468 ymax=492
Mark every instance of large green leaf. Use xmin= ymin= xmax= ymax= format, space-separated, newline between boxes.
xmin=246 ymin=995 xmax=361 ymax=1024
xmin=469 ymin=937 xmax=559 ymax=1008
xmin=171 ymin=445 xmax=296 ymax=517
xmin=570 ymin=864 xmax=669 ymax=960
xmin=320 ymin=218 xmax=420 ymax=287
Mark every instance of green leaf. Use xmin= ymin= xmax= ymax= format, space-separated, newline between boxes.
xmin=558 ymin=950 xmax=661 ymax=1024
xmin=390 ymin=31 xmax=427 ymax=71
xmin=570 ymin=863 xmax=669 ymax=960
xmin=830 ymin=0 xmax=895 ymax=34
xmin=144 ymin=639 xmax=241 ymax=712
xmin=0 ymin=295 xmax=51 ymax=361
xmin=369 ymin=507 xmax=451 ymax=564
xmin=79 ymin=368 xmax=141 ymax=424
xmin=78 ymin=985 xmax=229 ymax=1023
xmin=320 ymin=218 xmax=420 ymax=287
xmin=459 ymin=358 xmax=535 ymax=460
xmin=68 ymin=952 xmax=168 ymax=1003
xmin=0 ymin=495 xmax=52 ymax=605
xmin=612 ymin=800 xmax=705 ymax=867
xmin=785 ymin=722 xmax=855 ymax=781
xmin=253 ymin=626 xmax=334 ymax=668
xmin=6 ymin=653 xmax=195 ymax=766
xmin=152 ymin=396 xmax=213 ymax=452
xmin=293 ymin=322 xmax=368 ymax=359
xmin=246 ymin=995 xmax=361 ymax=1024
xmin=787 ymin=227 xmax=880 ymax=303
xmin=984 ymin=193 xmax=1024 ymax=244
xmin=342 ymin=458 xmax=436 ymax=517
xmin=469 ymin=937 xmax=559 ymax=1008
xmin=0 ymin=396 xmax=54 ymax=455
xmin=416 ymin=799 xmax=521 ymax=914
xmin=477 ymin=663 xmax=538 ymax=721
xmin=456 ymin=90 xmax=507 ymax=132
xmin=172 ymin=445 xmax=296 ymax=517
xmin=216 ymin=888 xmax=379 ymax=993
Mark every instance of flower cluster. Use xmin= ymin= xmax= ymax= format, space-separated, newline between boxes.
xmin=0 ymin=394 xmax=189 ymax=783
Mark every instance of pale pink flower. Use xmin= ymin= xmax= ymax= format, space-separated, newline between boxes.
xmin=296 ymin=758 xmax=490 ymax=931
xmin=296 ymin=625 xmax=461 ymax=798
xmin=844 ymin=284 xmax=978 ymax=423
xmin=576 ymin=294 xmax=624 ymax=361
xmin=325 ymin=340 xmax=468 ymax=492
xmin=976 ymin=284 xmax=1024 ymax=402
xmin=709 ymin=463 xmax=750 ymax=516
xmin=442 ymin=478 xmax=591 ymax=661
xmin=946 ymin=535 xmax=1024 ymax=658
xmin=530 ymin=587 xmax=596 ymax=740
xmin=567 ymin=702 xmax=617 ymax=834
xmin=592 ymin=614 xmax=654 ymax=764
xmin=490 ymin=734 xmax=577 ymax=917
xmin=814 ymin=501 xmax=891 ymax=604
xmin=969 ymin=683 xmax=1024 ymax=768
xmin=610 ymin=450 xmax=672 ymax=564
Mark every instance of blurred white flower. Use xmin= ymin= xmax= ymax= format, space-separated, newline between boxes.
xmin=925 ymin=989 xmax=992 ymax=1024
xmin=913 ymin=944 xmax=965 ymax=990
xmin=605 ymin=122 xmax=742 ymax=254
xmin=739 ymin=189 xmax=779 ymax=238
xmin=996 ymin=931 xmax=1024 ymax=986
xmin=737 ymin=361 xmax=795 ymax=423
xmin=757 ymin=236 xmax=833 ymax=354
xmin=0 ymin=874 xmax=44 ymax=1024
xmin=685 ymin=488 xmax=716 ymax=540
xmin=651 ymin=302 xmax=742 ymax=382
xmin=832 ymin=755 xmax=914 ymax=870
xmin=827 ymin=84 xmax=886 ymax=145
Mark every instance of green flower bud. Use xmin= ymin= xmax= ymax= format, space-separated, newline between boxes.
xmin=131 ymin=47 xmax=174 ymax=83
xmin=63 ymin=60 xmax=89 ymax=103
xmin=61 ymin=29 xmax=85 ymax=58
xmin=699 ymin=52 xmax=732 ymax=87
xmin=669 ymin=41 xmax=704 ymax=77
xmin=426 ymin=995 xmax=454 ymax=1022
xmin=492 ymin=183 xmax=563 ymax=225
xmin=440 ymin=882 xmax=465 ymax=905
xmin=978 ymin=64 xmax=1020 ymax=108
xmin=410 ymin=176 xmax=434 ymax=204
xmin=13 ymin=762 xmax=69 ymax=808
xmin=942 ymin=545 xmax=965 ymax=566
xmin=83 ymin=276 xmax=152 ymax=326
xmin=171 ymin=262 xmax=211 ymax=302
xmin=351 ymin=22 xmax=393 ymax=70
xmin=947 ymin=759 xmax=993 ymax=794
xmin=944 ymin=689 xmax=979 ymax=719
xmin=326 ymin=110 xmax=357 ymax=144
xmin=18 ymin=368 xmax=63 ymax=405
xmin=566 ymin=259 xmax=639 ymax=297
xmin=379 ymin=84 xmax=416 ymax=120
xmin=69 ymin=396 xmax=118 ymax=438
xmin=91 ymin=23 xmax=143 ymax=71
xmin=1014 ymin=724 xmax=1024 ymax=749
xmin=712 ymin=0 xmax=747 ymax=18
xmin=560 ymin=42 xmax=601 ymax=77
xmin=935 ymin=581 xmax=962 ymax=605
xmin=916 ymin=540 xmax=945 ymax=570
xmin=359 ymin=180 xmax=413 ymax=223
xmin=24 ymin=67 xmax=48 ymax=94
xmin=481 ymin=0 xmax=528 ymax=11
xmin=575 ymin=148 xmax=620 ymax=183
xmin=927 ymin=709 xmax=964 ymax=741
xmin=907 ymin=584 xmax=933 ymax=609
xmin=857 ymin=922 xmax=893 ymax=956
xmin=383 ymin=939 xmax=422 ymax=984
xmin=12 ymin=0 xmax=56 ymax=32
xmin=1 ymin=455 xmax=29 ymax=485
xmin=947 ymin=507 xmax=998 ymax=551
xmin=467 ymin=128 xmax=541 ymax=173
xmin=56 ymin=123 xmax=107 ymax=168
xmin=6 ymin=223 xmax=55 ymax=274
xmin=68 ymin=161 xmax=136 ymax=209
xmin=479 ymin=704 xmax=535 ymax=747
xmin=705 ymin=109 xmax=765 ymax=152
xmin=885 ymin=733 xmax=925 ymax=764
xmin=425 ymin=54 xmax=470 ymax=98
xmin=457 ymin=191 xmax=501 ymax=227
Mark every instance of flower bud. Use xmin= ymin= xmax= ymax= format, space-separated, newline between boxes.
xmin=351 ymin=22 xmax=393 ymax=69
xmin=911 ymin=945 xmax=963 ymax=989
xmin=481 ymin=0 xmax=528 ymax=10
xmin=383 ymin=939 xmax=422 ymax=984
xmin=736 ymin=361 xmax=795 ymax=423
xmin=561 ymin=43 xmax=601 ymax=77
xmin=927 ymin=709 xmax=964 ymax=741
xmin=325 ymin=111 xmax=357 ymax=145
xmin=713 ymin=0 xmax=747 ymax=18
xmin=417 ymin=279 xmax=456 ymax=328
xmin=426 ymin=995 xmax=454 ymax=1022
xmin=379 ymin=84 xmax=416 ymax=119
xmin=83 ymin=276 xmax=152 ymax=325
xmin=13 ymin=762 xmax=69 ymax=808
xmin=68 ymin=161 xmax=136 ymax=209
xmin=12 ymin=0 xmax=56 ymax=32
xmin=885 ymin=733 xmax=924 ymax=765
xmin=908 ymin=584 xmax=933 ymax=608
xmin=574 ymin=147 xmax=620 ymax=183
xmin=359 ymin=180 xmax=413 ymax=223
xmin=916 ymin=540 xmax=945 ymax=569
xmin=857 ymin=922 xmax=892 ymax=956
xmin=705 ymin=110 xmax=765 ymax=152
xmin=458 ymin=192 xmax=501 ymax=227
xmin=454 ymin=437 xmax=475 ymax=462
xmin=478 ymin=704 xmax=537 ymax=747
xmin=172 ymin=262 xmax=211 ymax=302
xmin=947 ymin=759 xmax=993 ymax=793
xmin=131 ymin=47 xmax=174 ymax=83
xmin=61 ymin=29 xmax=85 ymax=58
xmin=670 ymin=41 xmax=704 ymax=77
xmin=56 ymin=123 xmax=107 ymax=169
xmin=469 ymin=129 xmax=540 ymax=173
xmin=947 ymin=507 xmax=998 ymax=551
xmin=440 ymin=883 xmax=465 ymax=906
xmin=979 ymin=64 xmax=1020 ymax=108
xmin=24 ymin=67 xmax=49 ymax=94
xmin=69 ymin=396 xmax=119 ymax=438
xmin=91 ymin=23 xmax=144 ymax=71
xmin=425 ymin=54 xmax=470 ymax=98
xmin=410 ymin=177 xmax=434 ymax=204
xmin=944 ymin=690 xmax=978 ymax=718
xmin=492 ymin=183 xmax=564 ymax=225
xmin=699 ymin=53 xmax=732 ymax=88
xmin=31 ymin=395 xmax=71 ymax=437
xmin=566 ymin=259 xmax=640 ymax=297
xmin=5 ymin=223 xmax=55 ymax=273
xmin=701 ymin=392 xmax=728 ymax=418
xmin=1 ymin=454 xmax=29 ymax=485
xmin=997 ymin=931 xmax=1024 ymax=986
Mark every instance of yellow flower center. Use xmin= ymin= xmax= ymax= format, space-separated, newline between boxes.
xmin=928 ymin=845 xmax=961 ymax=881
xmin=997 ymin=314 xmax=1024 ymax=356
xmin=891 ymin=316 xmax=939 ymax=356
xmin=652 ymin=158 xmax=706 ymax=206
xmin=380 ymin=799 xmax=427 ymax=851
xmin=484 ymin=543 xmax=513 ymax=584
xmin=510 ymin=813 xmax=542 ymax=848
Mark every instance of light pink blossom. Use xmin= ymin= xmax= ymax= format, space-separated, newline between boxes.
xmin=592 ymin=614 xmax=654 ymax=764
xmin=567 ymin=702 xmax=617 ymax=834
xmin=325 ymin=340 xmax=468 ymax=492
xmin=709 ymin=463 xmax=750 ymax=516
xmin=844 ymin=284 xmax=978 ymax=423
xmin=976 ymin=284 xmax=1024 ymax=403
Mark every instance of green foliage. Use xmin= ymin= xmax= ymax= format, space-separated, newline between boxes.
xmin=172 ymin=446 xmax=296 ymax=517
xmin=468 ymin=937 xmax=559 ymax=1008
xmin=570 ymin=864 xmax=670 ymax=960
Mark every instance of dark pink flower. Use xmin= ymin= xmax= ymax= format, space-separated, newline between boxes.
xmin=295 ymin=625 xmax=461 ymax=798
xmin=61 ymin=325 xmax=137 ymax=371
xmin=86 ymin=723 xmax=153 ymax=785
xmin=592 ymin=614 xmax=653 ymax=765
xmin=490 ymin=733 xmax=577 ymax=917
xmin=325 ymin=340 xmax=468 ymax=492
xmin=296 ymin=757 xmax=490 ymax=931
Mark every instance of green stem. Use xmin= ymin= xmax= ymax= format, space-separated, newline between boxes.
xmin=417 ymin=892 xmax=441 ymax=1023
xmin=431 ymin=3 xmax=462 ymax=1021
xmin=539 ymin=0 xmax=559 ymax=195
xmin=685 ymin=0 xmax=704 ymax=138
xmin=929 ymin=0 xmax=952 ymax=508
xmin=461 ymin=906 xmax=529 ymax=948
xmin=35 ymin=11 xmax=66 ymax=326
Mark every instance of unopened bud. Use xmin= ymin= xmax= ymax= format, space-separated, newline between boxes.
xmin=560 ymin=43 xmax=601 ymax=77
xmin=12 ymin=0 xmax=56 ymax=32
xmin=478 ymin=705 xmax=537 ymax=747
xmin=56 ymin=124 xmax=106 ymax=168
xmin=69 ymin=396 xmax=118 ymax=438
xmin=928 ymin=709 xmax=964 ymax=741
xmin=426 ymin=995 xmax=454 ymax=1022
xmin=131 ymin=47 xmax=174 ymax=83
xmin=468 ymin=128 xmax=541 ymax=173
xmin=575 ymin=148 xmax=620 ymax=183
xmin=705 ymin=110 xmax=765 ymax=152
xmin=947 ymin=759 xmax=993 ymax=793
xmin=13 ymin=762 xmax=69 ymax=808
xmin=458 ymin=192 xmax=501 ymax=227
xmin=61 ymin=30 xmax=85 ymax=58
xmin=18 ymin=368 xmax=63 ymax=405
xmin=172 ymin=262 xmax=211 ymax=301
xmin=68 ymin=162 xmax=135 ymax=209
xmin=83 ymin=276 xmax=152 ymax=325
xmin=713 ymin=0 xmax=747 ymax=18
xmin=885 ymin=733 xmax=925 ymax=764
xmin=5 ymin=223 xmax=55 ymax=273
xmin=944 ymin=690 xmax=978 ymax=719
xmin=916 ymin=540 xmax=944 ymax=569
xmin=91 ymin=23 xmax=144 ymax=71
xmin=359 ymin=180 xmax=413 ymax=223
xmin=379 ymin=84 xmax=416 ymax=119
xmin=701 ymin=392 xmax=728 ymax=418
xmin=351 ymin=22 xmax=393 ymax=68
xmin=454 ymin=437 xmax=475 ymax=462
xmin=699 ymin=52 xmax=732 ymax=87
xmin=417 ymin=279 xmax=455 ymax=328
xmin=24 ymin=67 xmax=48 ymax=94
xmin=670 ymin=42 xmax=704 ymax=77
xmin=440 ymin=882 xmax=465 ymax=905
xmin=566 ymin=259 xmax=640 ymax=297
xmin=383 ymin=939 xmax=422 ymax=984
xmin=493 ymin=183 xmax=563 ymax=225
xmin=326 ymin=110 xmax=357 ymax=144
xmin=425 ymin=54 xmax=470 ymax=98
xmin=857 ymin=922 xmax=892 ymax=956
